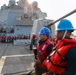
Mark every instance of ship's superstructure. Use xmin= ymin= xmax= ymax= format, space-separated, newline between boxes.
xmin=0 ymin=0 xmax=47 ymax=36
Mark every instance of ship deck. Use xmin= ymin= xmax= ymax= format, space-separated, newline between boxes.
xmin=0 ymin=43 xmax=34 ymax=75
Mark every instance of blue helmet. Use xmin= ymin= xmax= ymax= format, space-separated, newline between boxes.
xmin=57 ymin=19 xmax=75 ymax=31
xmin=39 ymin=27 xmax=51 ymax=36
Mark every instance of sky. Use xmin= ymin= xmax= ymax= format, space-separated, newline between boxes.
xmin=0 ymin=0 xmax=76 ymax=29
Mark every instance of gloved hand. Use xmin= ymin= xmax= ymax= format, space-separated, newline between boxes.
xmin=42 ymin=72 xmax=54 ymax=75
xmin=34 ymin=58 xmax=41 ymax=68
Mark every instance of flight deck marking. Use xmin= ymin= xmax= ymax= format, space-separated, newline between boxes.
xmin=0 ymin=54 xmax=34 ymax=74
xmin=0 ymin=56 xmax=6 ymax=74
xmin=4 ymin=54 xmax=34 ymax=57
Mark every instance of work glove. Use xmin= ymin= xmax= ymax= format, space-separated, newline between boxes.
xmin=34 ymin=58 xmax=41 ymax=68
xmin=42 ymin=72 xmax=54 ymax=75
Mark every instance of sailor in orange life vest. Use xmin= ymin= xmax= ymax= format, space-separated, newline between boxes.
xmin=33 ymin=27 xmax=53 ymax=75
xmin=43 ymin=19 xmax=76 ymax=75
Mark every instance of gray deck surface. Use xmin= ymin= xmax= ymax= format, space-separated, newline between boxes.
xmin=0 ymin=43 xmax=34 ymax=75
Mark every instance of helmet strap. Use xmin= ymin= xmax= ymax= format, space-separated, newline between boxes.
xmin=62 ymin=30 xmax=67 ymax=40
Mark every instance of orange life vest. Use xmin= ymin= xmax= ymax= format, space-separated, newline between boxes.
xmin=36 ymin=39 xmax=52 ymax=69
xmin=43 ymin=38 xmax=76 ymax=74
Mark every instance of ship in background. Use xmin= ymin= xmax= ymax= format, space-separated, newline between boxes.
xmin=0 ymin=0 xmax=48 ymax=37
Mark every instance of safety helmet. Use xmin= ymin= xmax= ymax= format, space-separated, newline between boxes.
xmin=57 ymin=19 xmax=75 ymax=31
xmin=39 ymin=27 xmax=51 ymax=36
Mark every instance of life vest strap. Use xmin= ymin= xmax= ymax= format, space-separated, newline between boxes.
xmin=53 ymin=47 xmax=62 ymax=57
xmin=47 ymin=54 xmax=66 ymax=68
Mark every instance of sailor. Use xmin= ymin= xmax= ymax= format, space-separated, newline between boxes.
xmin=0 ymin=36 xmax=2 ymax=42
xmin=30 ymin=33 xmax=37 ymax=50
xmin=20 ymin=35 xmax=23 ymax=39
xmin=4 ymin=36 xmax=6 ymax=43
xmin=43 ymin=19 xmax=76 ymax=75
xmin=1 ymin=36 xmax=3 ymax=43
xmin=33 ymin=27 xmax=53 ymax=75
xmin=2 ymin=36 xmax=5 ymax=43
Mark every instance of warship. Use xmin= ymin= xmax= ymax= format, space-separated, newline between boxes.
xmin=0 ymin=0 xmax=49 ymax=37
xmin=0 ymin=0 xmax=76 ymax=75
xmin=0 ymin=0 xmax=55 ymax=75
